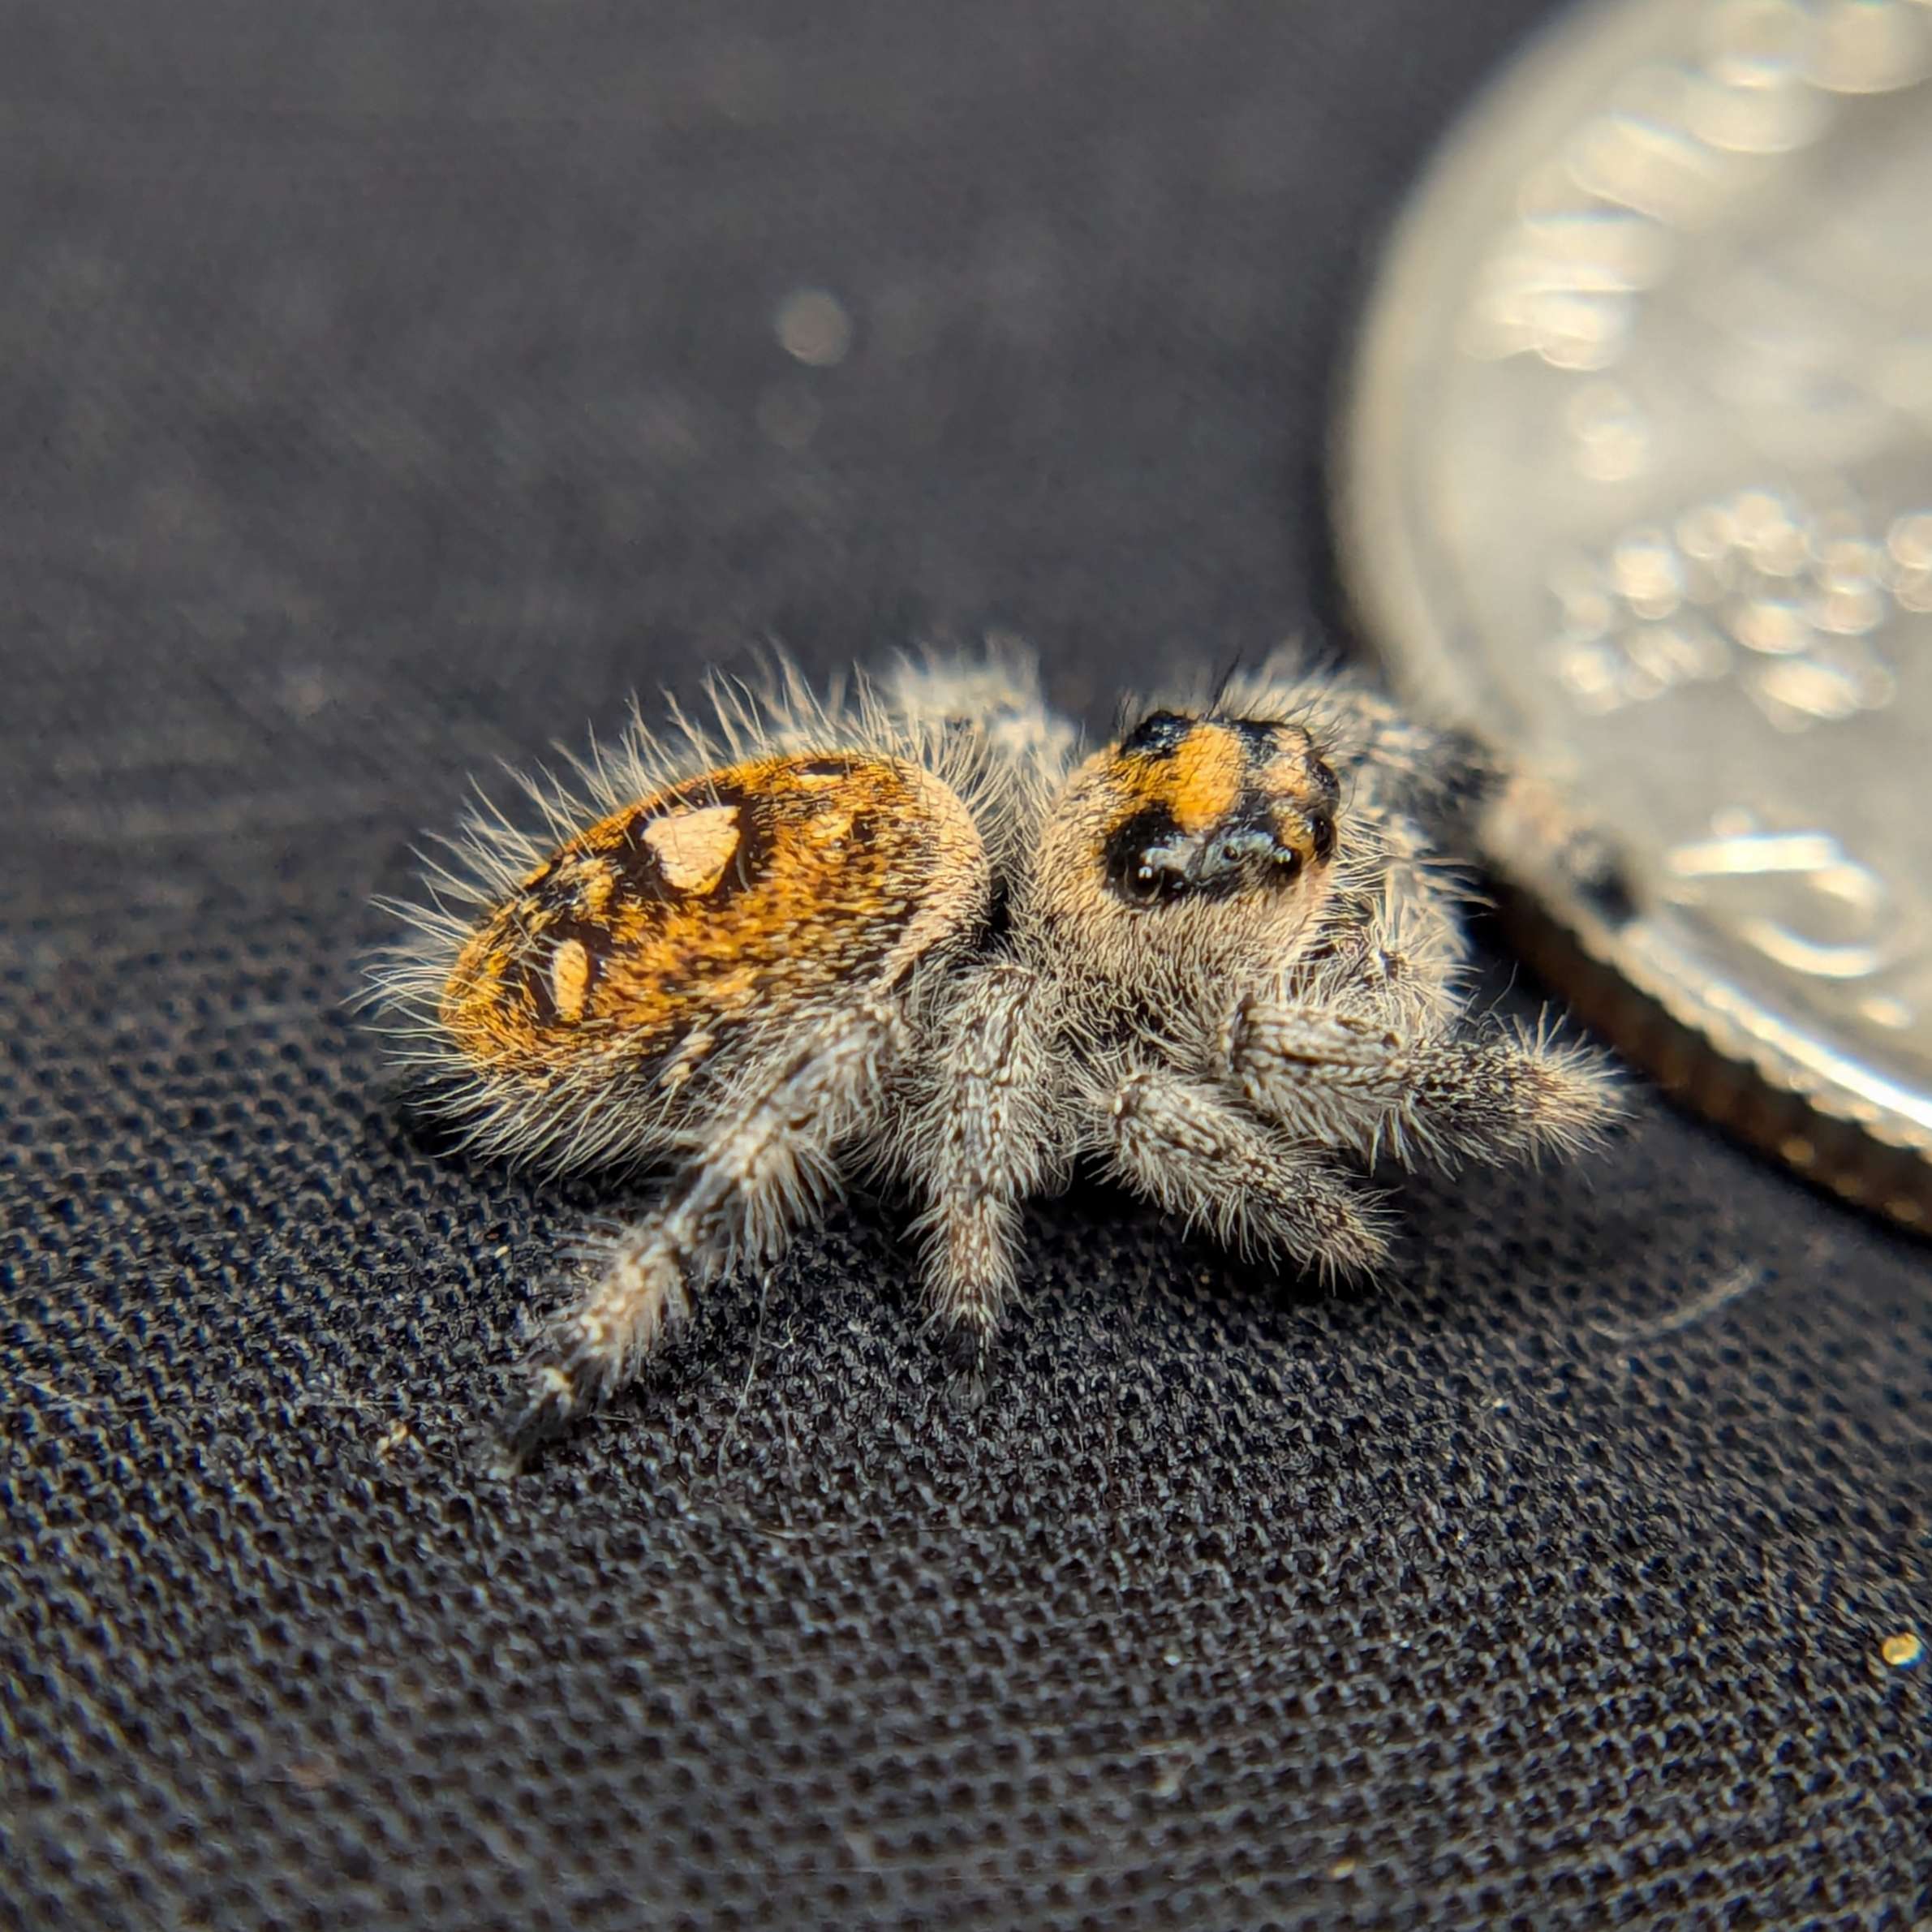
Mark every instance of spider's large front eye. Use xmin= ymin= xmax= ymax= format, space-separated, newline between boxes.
xmin=1104 ymin=809 xmax=1190 ymax=907
xmin=1119 ymin=857 xmax=1182 ymax=906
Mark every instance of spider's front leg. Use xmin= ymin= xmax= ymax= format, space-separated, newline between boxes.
xmin=494 ymin=999 xmax=905 ymax=1474
xmin=902 ymin=962 xmax=1066 ymax=1394
xmin=1219 ymin=829 xmax=1616 ymax=1168
xmin=1224 ymin=966 xmax=1616 ymax=1170
xmin=1101 ymin=1061 xmax=1391 ymax=1281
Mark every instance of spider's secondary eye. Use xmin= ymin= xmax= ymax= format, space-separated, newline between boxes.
xmin=1117 ymin=711 xmax=1193 ymax=757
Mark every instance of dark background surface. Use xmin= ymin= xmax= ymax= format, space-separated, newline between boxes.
xmin=4 ymin=2 xmax=1928 ymax=1927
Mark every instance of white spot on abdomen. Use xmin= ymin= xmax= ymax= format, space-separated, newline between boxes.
xmin=644 ymin=803 xmax=742 ymax=892
xmin=549 ymin=938 xmax=592 ymax=1022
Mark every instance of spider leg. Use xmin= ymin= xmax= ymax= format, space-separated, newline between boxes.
xmin=883 ymin=648 xmax=1078 ymax=878
xmin=1226 ymin=989 xmax=1616 ymax=1168
xmin=1312 ymin=858 xmax=1472 ymax=1032
xmin=1219 ymin=658 xmax=1499 ymax=830
xmin=901 ymin=962 xmax=1065 ymax=1395
xmin=1104 ymin=1063 xmax=1390 ymax=1280
xmin=1228 ymin=824 xmax=1618 ymax=1167
xmin=884 ymin=645 xmax=1071 ymax=764
xmin=493 ymin=999 xmax=905 ymax=1474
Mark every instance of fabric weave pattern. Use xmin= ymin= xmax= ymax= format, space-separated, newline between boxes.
xmin=3 ymin=2 xmax=1927 ymax=1926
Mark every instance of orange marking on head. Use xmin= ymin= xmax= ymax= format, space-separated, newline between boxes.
xmin=1160 ymin=723 xmax=1246 ymax=833
xmin=1259 ymin=734 xmax=1327 ymax=806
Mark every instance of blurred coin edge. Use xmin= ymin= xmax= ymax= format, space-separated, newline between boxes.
xmin=1333 ymin=0 xmax=1932 ymax=1231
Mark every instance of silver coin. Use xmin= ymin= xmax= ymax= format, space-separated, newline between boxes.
xmin=1339 ymin=0 xmax=1932 ymax=1225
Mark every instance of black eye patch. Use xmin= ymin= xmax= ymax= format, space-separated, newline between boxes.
xmin=1104 ymin=807 xmax=1194 ymax=905
xmin=1102 ymin=807 xmax=1310 ymax=907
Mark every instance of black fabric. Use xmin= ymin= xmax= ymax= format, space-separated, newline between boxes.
xmin=4 ymin=2 xmax=1928 ymax=1926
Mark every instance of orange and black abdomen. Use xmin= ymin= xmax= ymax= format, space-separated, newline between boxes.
xmin=441 ymin=753 xmax=987 ymax=1096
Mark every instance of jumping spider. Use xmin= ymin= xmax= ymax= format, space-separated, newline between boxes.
xmin=372 ymin=649 xmax=1615 ymax=1471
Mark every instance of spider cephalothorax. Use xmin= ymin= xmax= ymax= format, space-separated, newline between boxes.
xmin=1027 ymin=708 xmax=1343 ymax=996
xmin=371 ymin=648 xmax=1615 ymax=1469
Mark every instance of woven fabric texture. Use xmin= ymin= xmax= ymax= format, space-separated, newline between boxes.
xmin=3 ymin=2 xmax=1927 ymax=1927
